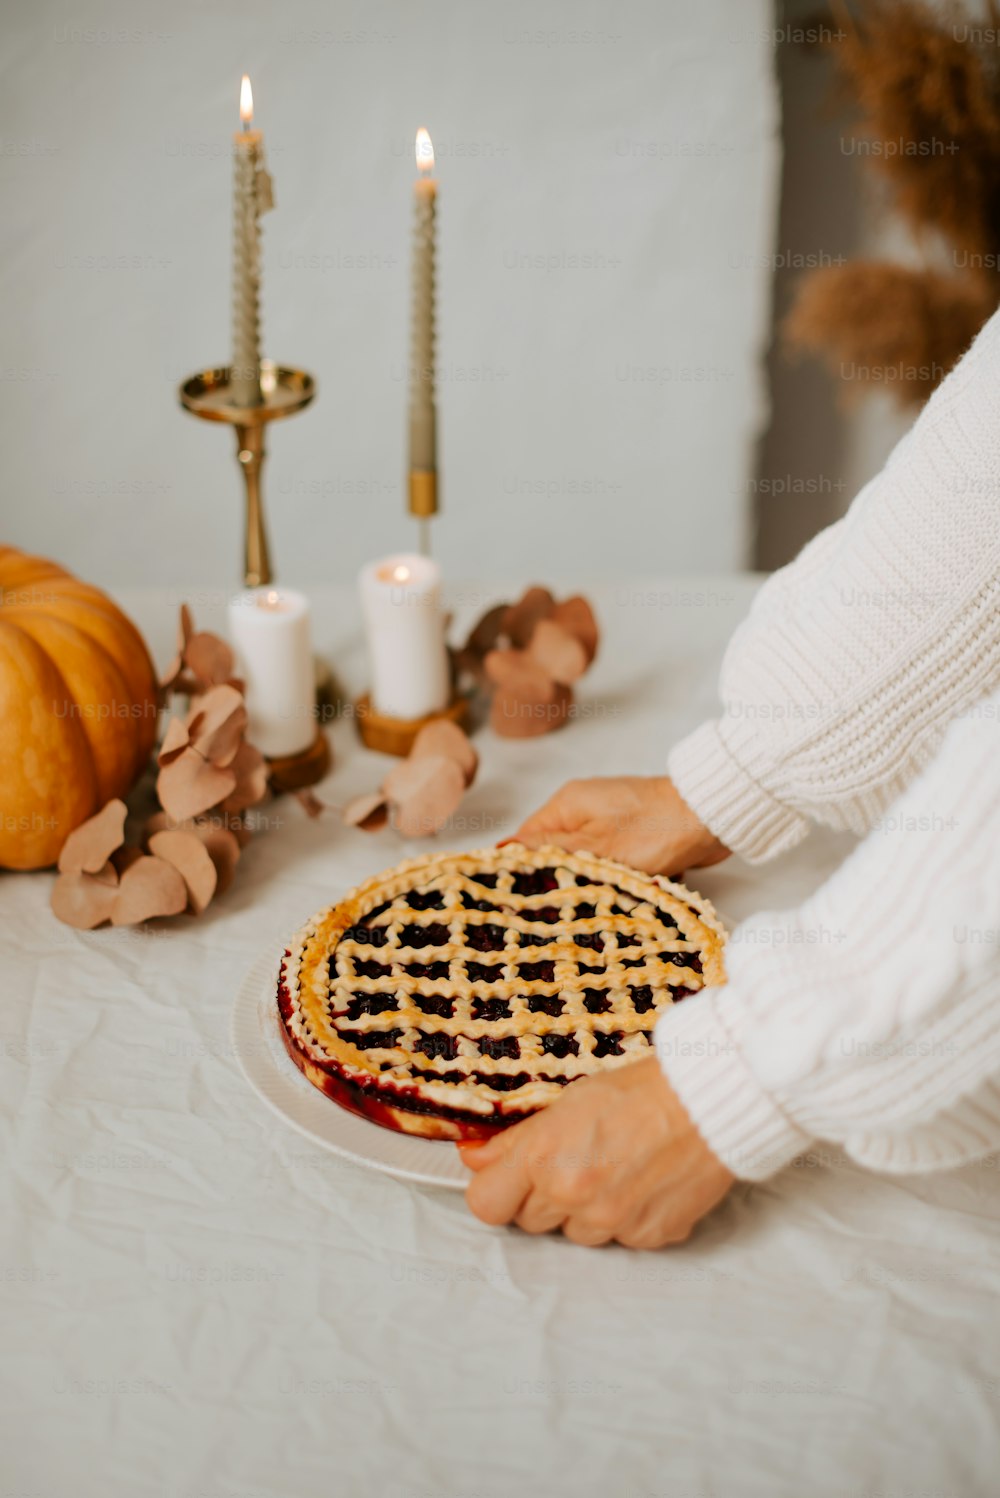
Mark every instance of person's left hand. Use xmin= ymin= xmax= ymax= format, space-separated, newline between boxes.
xmin=459 ymin=1056 xmax=734 ymax=1248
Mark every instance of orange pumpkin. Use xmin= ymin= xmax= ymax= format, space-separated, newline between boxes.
xmin=0 ymin=545 xmax=159 ymax=869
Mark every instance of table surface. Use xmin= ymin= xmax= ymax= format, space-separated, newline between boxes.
xmin=4 ymin=577 xmax=1000 ymax=1498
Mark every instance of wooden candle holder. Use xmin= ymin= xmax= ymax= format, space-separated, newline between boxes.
xmin=355 ymin=693 xmax=468 ymax=757
xmin=267 ymin=729 xmax=332 ymax=793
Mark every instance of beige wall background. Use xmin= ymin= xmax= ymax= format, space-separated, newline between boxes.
xmin=1 ymin=0 xmax=782 ymax=590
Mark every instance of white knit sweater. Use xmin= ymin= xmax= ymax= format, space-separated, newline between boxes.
xmin=657 ymin=308 xmax=1000 ymax=1180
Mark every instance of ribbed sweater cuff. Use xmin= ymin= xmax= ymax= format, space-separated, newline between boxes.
xmin=655 ymin=989 xmax=811 ymax=1181
xmin=668 ymin=719 xmax=810 ymax=864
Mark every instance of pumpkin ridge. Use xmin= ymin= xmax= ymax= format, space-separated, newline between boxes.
xmin=0 ymin=549 xmax=69 ymax=593
xmin=5 ymin=590 xmax=159 ymax=767
xmin=0 ymin=619 xmax=97 ymax=869
xmin=0 ymin=546 xmax=158 ymax=868
xmin=7 ymin=612 xmax=139 ymax=802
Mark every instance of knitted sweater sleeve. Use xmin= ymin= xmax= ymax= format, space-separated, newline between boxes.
xmin=668 ymin=312 xmax=1000 ymax=863
xmin=656 ymin=690 xmax=1000 ymax=1179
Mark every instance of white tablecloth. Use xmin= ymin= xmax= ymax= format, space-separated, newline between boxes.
xmin=4 ymin=577 xmax=999 ymax=1498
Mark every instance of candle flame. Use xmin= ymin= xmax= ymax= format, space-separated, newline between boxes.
xmin=265 ymin=588 xmax=280 ymax=606
xmin=240 ymin=74 xmax=254 ymax=127
xmin=415 ymin=127 xmax=434 ymax=175
xmin=392 ymin=564 xmax=411 ymax=583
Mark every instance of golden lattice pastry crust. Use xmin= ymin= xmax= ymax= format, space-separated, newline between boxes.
xmin=278 ymin=844 xmax=727 ymax=1140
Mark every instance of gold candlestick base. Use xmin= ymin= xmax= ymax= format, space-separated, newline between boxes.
xmin=409 ymin=470 xmax=437 ymax=558
xmin=179 ymin=361 xmax=316 ymax=587
xmin=267 ymin=729 xmax=332 ymax=794
xmin=408 ymin=469 xmax=437 ymax=518
xmin=355 ymin=692 xmax=468 ymax=758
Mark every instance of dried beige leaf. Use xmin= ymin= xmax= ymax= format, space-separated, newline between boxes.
xmin=174 ymin=671 xmax=205 ymax=699
xmin=51 ymin=869 xmax=119 ymax=929
xmin=157 ymin=716 xmax=190 ymax=767
xmin=57 ymin=798 xmax=128 ymax=875
xmin=463 ymin=602 xmax=509 ymax=660
xmin=160 ymin=605 xmax=196 ymax=691
xmin=191 ymin=822 xmax=242 ymax=893
xmin=451 ymin=646 xmax=486 ymax=682
xmin=112 ymin=845 xmax=144 ymax=876
xmin=294 ymin=789 xmax=326 ymax=819
xmin=149 ymin=829 xmax=218 ymax=915
xmin=150 ymin=816 xmax=242 ymax=890
xmin=185 ymin=631 xmax=236 ymax=689
xmin=185 ymin=682 xmax=243 ymax=733
xmin=160 ymin=653 xmax=183 ymax=691
xmin=527 ymin=619 xmax=589 ymax=686
xmin=385 ymin=755 xmax=466 ymax=838
xmin=411 ymin=720 xmax=479 ymax=787
xmin=158 ymin=748 xmax=238 ymax=822
xmin=142 ymin=811 xmax=173 ymax=843
xmin=186 ymin=683 xmax=247 ymax=766
xmin=343 ymin=791 xmax=390 ymax=833
xmin=501 ymin=586 xmax=555 ymax=648
xmin=199 ymin=811 xmax=253 ymax=849
xmin=226 ymin=814 xmax=253 ymax=848
xmin=220 ymin=741 xmax=269 ymax=813
xmin=490 ymin=682 xmax=573 ymax=738
xmin=199 ymin=710 xmax=247 ymax=768
xmin=110 ymin=855 xmax=188 ymax=926
xmin=551 ymin=595 xmax=599 ymax=664
xmin=484 ymin=649 xmax=556 ymax=704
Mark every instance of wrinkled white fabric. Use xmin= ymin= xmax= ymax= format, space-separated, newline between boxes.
xmin=2 ymin=581 xmax=998 ymax=1497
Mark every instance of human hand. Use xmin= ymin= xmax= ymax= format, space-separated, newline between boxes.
xmin=460 ymin=1056 xmax=734 ymax=1248
xmin=512 ymin=775 xmax=729 ymax=877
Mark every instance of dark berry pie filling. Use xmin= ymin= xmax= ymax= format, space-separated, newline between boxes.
xmin=278 ymin=847 xmax=726 ymax=1139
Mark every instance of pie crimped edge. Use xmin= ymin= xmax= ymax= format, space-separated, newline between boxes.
xmin=277 ymin=844 xmax=727 ymax=1142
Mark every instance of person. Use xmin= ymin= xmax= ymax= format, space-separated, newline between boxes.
xmin=460 ymin=306 xmax=1000 ymax=1249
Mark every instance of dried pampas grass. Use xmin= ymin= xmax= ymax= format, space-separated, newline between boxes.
xmin=787 ymin=0 xmax=1000 ymax=406
xmin=786 ymin=261 xmax=996 ymax=403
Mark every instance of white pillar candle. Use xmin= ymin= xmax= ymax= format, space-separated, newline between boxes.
xmin=359 ymin=553 xmax=450 ymax=720
xmin=227 ymin=587 xmax=315 ymax=757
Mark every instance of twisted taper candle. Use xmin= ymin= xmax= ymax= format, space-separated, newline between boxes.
xmin=408 ymin=130 xmax=438 ymax=543
xmin=231 ymin=79 xmax=273 ymax=409
xmin=232 ymin=131 xmax=265 ymax=407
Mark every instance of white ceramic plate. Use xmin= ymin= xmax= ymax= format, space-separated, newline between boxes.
xmin=231 ymin=947 xmax=470 ymax=1191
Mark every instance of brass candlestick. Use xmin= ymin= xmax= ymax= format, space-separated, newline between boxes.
xmin=178 ymin=359 xmax=316 ymax=588
xmin=409 ymin=469 xmax=437 ymax=558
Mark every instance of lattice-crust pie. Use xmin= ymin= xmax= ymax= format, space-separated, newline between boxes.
xmin=277 ymin=844 xmax=727 ymax=1141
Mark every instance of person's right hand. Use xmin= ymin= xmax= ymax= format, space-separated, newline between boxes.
xmin=511 ymin=775 xmax=730 ymax=878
